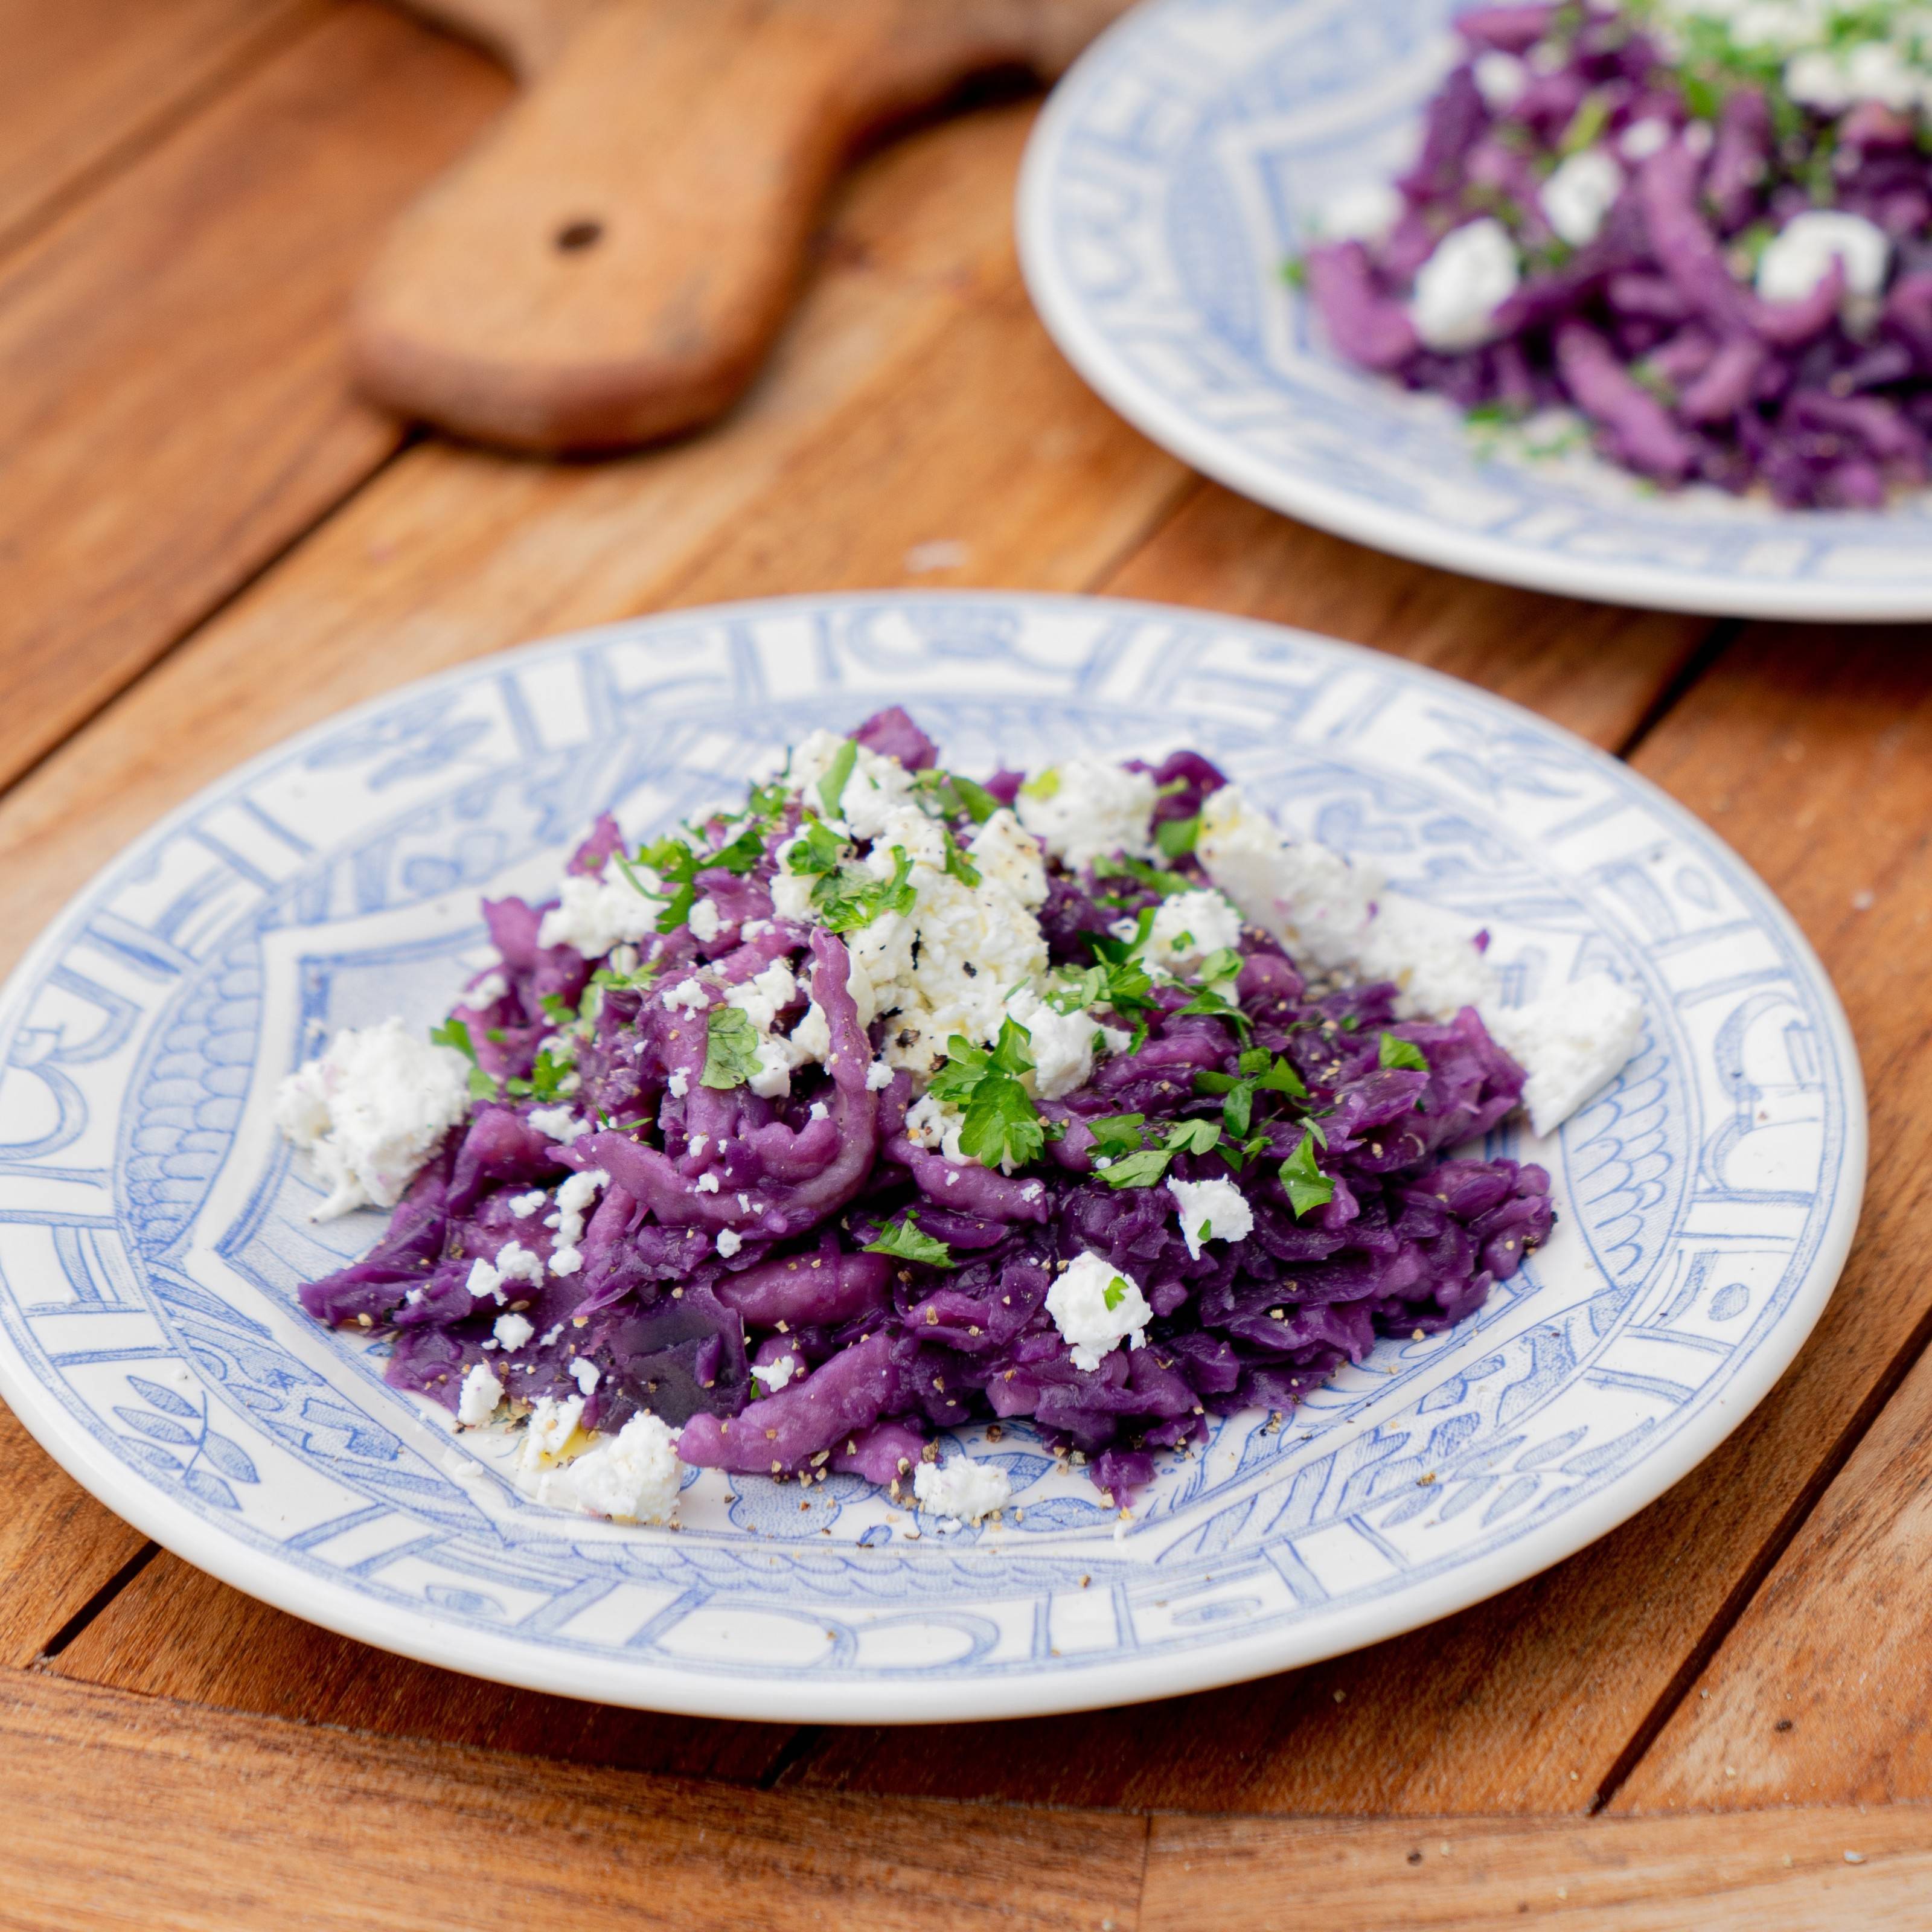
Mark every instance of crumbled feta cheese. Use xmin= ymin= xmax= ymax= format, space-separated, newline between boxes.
xmin=455 ymin=1362 xmax=504 ymax=1426
xmin=493 ymin=1311 xmax=534 ymax=1351
xmin=865 ymin=1059 xmax=895 ymax=1092
xmin=536 ymin=1412 xmax=683 ymax=1522
xmin=905 ymin=1091 xmax=970 ymax=1162
xmin=570 ymin=1357 xmax=600 ymax=1396
xmin=275 ymin=1016 xmax=471 ymax=1220
xmin=507 ymin=1189 xmax=548 ymax=1220
xmin=1352 ymin=898 xmax=1501 ymax=1020
xmin=465 ymin=1240 xmax=543 ymax=1305
xmin=1314 ymin=179 xmax=1404 ymax=245
xmin=537 ymin=866 xmax=659 ymax=959
xmin=466 ymin=970 xmax=508 ymax=1006
xmin=967 ymin=810 xmax=1048 ymax=909
xmin=549 ymin=1247 xmax=583 ymax=1276
xmin=667 ymin=1068 xmax=689 ymax=1099
xmin=688 ymin=897 xmax=723 ymax=944
xmin=750 ymin=1352 xmax=801 ymax=1393
xmin=1015 ymin=760 xmax=1158 ymax=873
xmin=1472 ymin=49 xmax=1529 ymax=110
xmin=1146 ymin=888 xmax=1245 ymax=974
xmin=551 ymin=1168 xmax=607 ymax=1252
xmin=716 ymin=1228 xmax=743 ymax=1258
xmin=808 ymin=1100 xmax=829 ymax=1122
xmin=1758 ymin=210 xmax=1890 ymax=307
xmin=696 ymin=1172 xmax=720 ymax=1193
xmin=786 ymin=729 xmax=919 ymax=840
xmin=1486 ymin=974 xmax=1646 ymax=1137
xmin=1002 ymin=987 xmax=1121 ymax=1101
xmin=1619 ymin=117 xmax=1671 ymax=161
xmin=1410 ymin=217 xmax=1520 ymax=351
xmin=770 ymin=866 xmax=816 ymax=920
xmin=662 ymin=976 xmax=709 ymax=1014
xmin=518 ymin=1393 xmax=585 ymax=1470
xmin=912 ymin=1454 xmax=1011 ymax=1524
xmin=1541 ymin=149 xmax=1622 ymax=247
xmin=528 ymin=1105 xmax=590 ymax=1144
xmin=1047 ymin=1252 xmax=1153 ymax=1371
xmin=1166 ymin=1176 xmax=1255 ymax=1261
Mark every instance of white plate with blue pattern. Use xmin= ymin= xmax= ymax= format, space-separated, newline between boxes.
xmin=1019 ymin=0 xmax=1932 ymax=621
xmin=0 ymin=593 xmax=1862 ymax=1722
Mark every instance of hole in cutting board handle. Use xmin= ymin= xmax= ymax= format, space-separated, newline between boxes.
xmin=554 ymin=218 xmax=604 ymax=252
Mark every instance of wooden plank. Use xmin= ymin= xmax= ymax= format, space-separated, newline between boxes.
xmin=785 ymin=621 xmax=1922 ymax=1816
xmin=0 ymin=0 xmax=318 ymax=254
xmin=0 ymin=1670 xmax=1147 ymax=1932
xmin=11 ymin=94 xmax=1711 ymax=1776
xmin=0 ymin=0 xmax=508 ymax=790
xmin=1614 ymin=1329 xmax=1932 ymax=1812
xmin=1142 ymin=1807 xmax=1932 ymax=1931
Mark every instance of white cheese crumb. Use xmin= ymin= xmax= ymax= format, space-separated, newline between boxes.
xmin=1485 ymin=975 xmax=1646 ymax=1138
xmin=492 ymin=1311 xmax=534 ymax=1351
xmin=552 ymin=1167 xmax=607 ymax=1252
xmin=750 ymin=1352 xmax=801 ymax=1393
xmin=696 ymin=1173 xmax=720 ymax=1194
xmin=455 ymin=1363 xmax=504 ymax=1427
xmin=570 ymin=1357 xmax=600 ymax=1396
xmin=1146 ymin=888 xmax=1245 ymax=974
xmin=1758 ymin=210 xmax=1890 ymax=307
xmin=785 ymin=729 xmax=919 ymax=842
xmin=912 ymin=1454 xmax=1012 ymax=1524
xmin=1015 ymin=760 xmax=1159 ymax=874
xmin=1410 ymin=217 xmax=1520 ymax=351
xmin=518 ymin=1393 xmax=585 ymax=1471
xmin=905 ymin=1091 xmax=970 ymax=1163
xmin=528 ymin=1105 xmax=590 ymax=1145
xmin=865 ymin=1059 xmax=895 ymax=1092
xmin=549 ymin=1247 xmax=583 ymax=1276
xmin=967 ymin=809 xmax=1049 ymax=909
xmin=716 ymin=1228 xmax=744 ymax=1258
xmin=688 ymin=897 xmax=723 ymax=944
xmin=465 ymin=1240 xmax=543 ymax=1305
xmin=507 ymin=1189 xmax=548 ymax=1220
xmin=1166 ymin=1176 xmax=1255 ymax=1261
xmin=466 ymin=970 xmax=508 ymax=1006
xmin=808 ymin=1100 xmax=829 ymax=1122
xmin=274 ymin=1016 xmax=470 ymax=1220
xmin=1047 ymin=1252 xmax=1153 ymax=1372
xmin=1619 ymin=116 xmax=1671 ymax=161
xmin=1541 ymin=149 xmax=1622 ymax=248
xmin=536 ymin=1412 xmax=683 ymax=1523
xmin=537 ymin=866 xmax=660 ymax=959
xmin=667 ymin=1069 xmax=689 ymax=1099
xmin=1473 ymin=48 xmax=1528 ymax=109
xmin=662 ymin=976 xmax=708 ymax=1014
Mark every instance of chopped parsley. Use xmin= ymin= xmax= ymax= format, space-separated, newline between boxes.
xmin=1102 ymin=1275 xmax=1130 ymax=1312
xmin=913 ymin=767 xmax=1000 ymax=825
xmin=1089 ymin=1114 xmax=1226 ymax=1189
xmin=1093 ymin=854 xmax=1191 ymax=900
xmin=813 ymin=843 xmax=917 ymax=933
xmin=865 ymin=1211 xmax=956 ymax=1269
xmin=504 ymin=1043 xmax=575 ymax=1104
xmin=1019 ymin=768 xmax=1060 ymax=802
xmin=700 ymin=1006 xmax=763 ymax=1090
xmin=1195 ymin=1046 xmax=1308 ymax=1137
xmin=941 ymin=827 xmax=982 ymax=888
xmin=817 ymin=737 xmax=859 ymax=820
xmin=430 ymin=1017 xmax=499 ymax=1101
xmin=1154 ymin=814 xmax=1201 ymax=860
xmin=1378 ymin=1032 xmax=1430 ymax=1073
xmin=1281 ymin=1128 xmax=1335 ymax=1220
xmin=928 ymin=1019 xmax=1045 ymax=1170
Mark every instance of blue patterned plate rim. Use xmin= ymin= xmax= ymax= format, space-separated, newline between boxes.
xmin=1018 ymin=0 xmax=1932 ymax=622
xmin=0 ymin=592 xmax=1866 ymax=1722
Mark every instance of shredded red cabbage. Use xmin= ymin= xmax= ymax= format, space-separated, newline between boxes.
xmin=299 ymin=715 xmax=1552 ymax=1507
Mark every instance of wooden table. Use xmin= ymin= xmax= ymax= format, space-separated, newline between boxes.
xmin=4 ymin=5 xmax=1930 ymax=1925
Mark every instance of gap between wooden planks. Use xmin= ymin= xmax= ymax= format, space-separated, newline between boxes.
xmin=6 ymin=1667 xmax=1931 ymax=1932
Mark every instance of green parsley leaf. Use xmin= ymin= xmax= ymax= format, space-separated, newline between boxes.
xmin=709 ymin=822 xmax=767 ymax=875
xmin=817 ymin=738 xmax=859 ymax=820
xmin=1378 ymin=1032 xmax=1430 ymax=1073
xmin=784 ymin=817 xmax=846 ymax=877
xmin=865 ymin=1211 xmax=955 ymax=1269
xmin=1281 ymin=255 xmax=1308 ymax=292
xmin=913 ymin=767 xmax=1000 ymax=825
xmin=1093 ymin=855 xmax=1191 ymax=899
xmin=700 ymin=1005 xmax=763 ymax=1090
xmin=1086 ymin=1113 xmax=1148 ymax=1158
xmin=941 ymin=827 xmax=982 ymax=888
xmin=1281 ymin=1129 xmax=1335 ymax=1220
xmin=1102 ymin=1276 xmax=1128 ymax=1311
xmin=1019 ymin=768 xmax=1060 ymax=803
xmin=1255 ymin=1056 xmax=1308 ymax=1099
xmin=1154 ymin=814 xmax=1200 ymax=860
xmin=812 ymin=844 xmax=916 ymax=933
xmin=931 ymin=1020 xmax=1046 ymax=1171
xmin=430 ymin=1017 xmax=475 ymax=1061
xmin=539 ymin=993 xmax=572 ymax=1025
xmin=504 ymin=1045 xmax=575 ymax=1104
xmin=1165 ymin=1119 xmax=1223 ymax=1157
xmin=1097 ymin=1147 xmax=1176 ymax=1189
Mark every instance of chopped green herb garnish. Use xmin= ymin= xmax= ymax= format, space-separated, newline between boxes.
xmin=504 ymin=1044 xmax=575 ymax=1104
xmin=941 ymin=827 xmax=982 ymax=888
xmin=1154 ymin=814 xmax=1200 ymax=860
xmin=1102 ymin=1276 xmax=1129 ymax=1311
xmin=928 ymin=1019 xmax=1045 ymax=1171
xmin=865 ymin=1210 xmax=955 ymax=1269
xmin=1019 ymin=768 xmax=1061 ymax=803
xmin=913 ymin=767 xmax=1000 ymax=825
xmin=812 ymin=843 xmax=916 ymax=934
xmin=1281 ymin=1129 xmax=1335 ymax=1220
xmin=700 ymin=1005 xmax=763 ymax=1090
xmin=784 ymin=817 xmax=847 ymax=877
xmin=432 ymin=1017 xmax=499 ymax=1102
xmin=1093 ymin=854 xmax=1191 ymax=899
xmin=1281 ymin=255 xmax=1308 ymax=291
xmin=1378 ymin=1032 xmax=1430 ymax=1073
xmin=817 ymin=737 xmax=859 ymax=820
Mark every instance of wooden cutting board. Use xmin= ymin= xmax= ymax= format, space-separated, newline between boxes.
xmin=357 ymin=0 xmax=1134 ymax=453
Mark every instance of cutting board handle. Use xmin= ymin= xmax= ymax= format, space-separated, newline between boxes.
xmin=357 ymin=0 xmax=1133 ymax=453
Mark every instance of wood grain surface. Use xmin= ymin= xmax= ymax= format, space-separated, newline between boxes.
xmin=0 ymin=12 xmax=1926 ymax=1927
